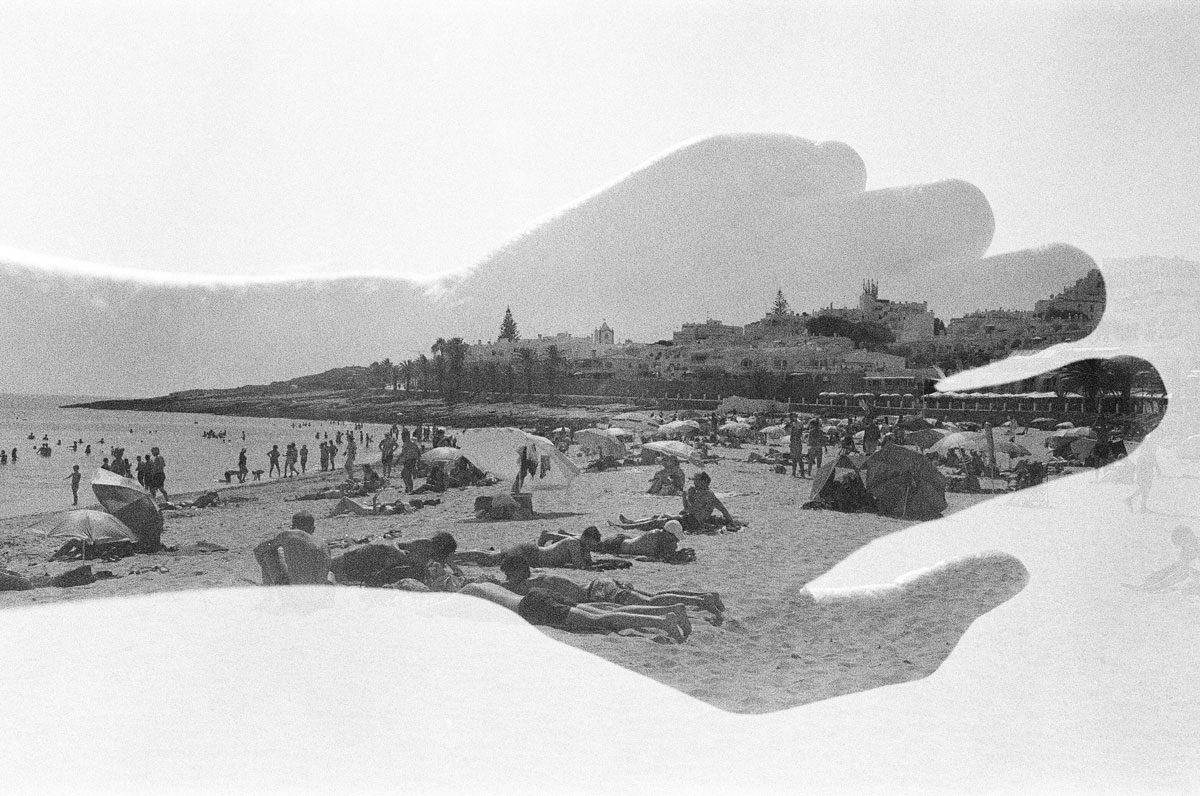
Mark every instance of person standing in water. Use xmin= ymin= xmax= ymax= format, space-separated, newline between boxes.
xmin=67 ymin=465 xmax=81 ymax=505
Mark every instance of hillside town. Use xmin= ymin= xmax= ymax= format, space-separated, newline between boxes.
xmin=451 ymin=268 xmax=1106 ymax=402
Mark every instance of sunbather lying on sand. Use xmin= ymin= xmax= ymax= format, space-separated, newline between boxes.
xmin=328 ymin=495 xmax=413 ymax=517
xmin=499 ymin=555 xmax=722 ymax=616
xmin=457 ymin=580 xmax=689 ymax=642
xmin=539 ymin=523 xmax=681 ymax=558
xmin=615 ymin=472 xmax=743 ymax=532
xmin=254 ymin=511 xmax=331 ymax=585
xmin=453 ymin=527 xmax=599 ymax=569
xmin=330 ymin=532 xmax=459 ymax=586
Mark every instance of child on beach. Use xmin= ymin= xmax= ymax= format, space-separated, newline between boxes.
xmin=67 ymin=465 xmax=81 ymax=505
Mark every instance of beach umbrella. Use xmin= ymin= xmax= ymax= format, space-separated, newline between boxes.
xmin=574 ymin=429 xmax=627 ymax=459
xmin=643 ymin=440 xmax=702 ymax=466
xmin=928 ymin=431 xmax=988 ymax=455
xmin=1048 ymin=426 xmax=1097 ymax=441
xmin=897 ymin=415 xmax=933 ymax=431
xmin=719 ymin=422 xmax=752 ymax=438
xmin=994 ymin=440 xmax=1032 ymax=458
xmin=659 ymin=419 xmax=700 ymax=438
xmin=39 ymin=510 xmax=135 ymax=544
xmin=907 ymin=428 xmax=950 ymax=450
xmin=457 ymin=427 xmax=578 ymax=491
xmin=759 ymin=424 xmax=788 ymax=439
xmin=424 ymin=447 xmax=463 ymax=464
xmin=861 ymin=445 xmax=947 ymax=520
xmin=1028 ymin=418 xmax=1059 ymax=430
xmin=1054 ymin=422 xmax=1075 ymax=430
xmin=90 ymin=467 xmax=162 ymax=547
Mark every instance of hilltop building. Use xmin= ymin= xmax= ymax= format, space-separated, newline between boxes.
xmin=816 ymin=280 xmax=936 ymax=343
xmin=1034 ymin=268 xmax=1105 ymax=320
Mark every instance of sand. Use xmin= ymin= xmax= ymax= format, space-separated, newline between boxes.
xmin=0 ymin=435 xmax=1049 ymax=714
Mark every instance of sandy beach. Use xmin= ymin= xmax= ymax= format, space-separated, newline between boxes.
xmin=0 ymin=431 xmax=1054 ymax=713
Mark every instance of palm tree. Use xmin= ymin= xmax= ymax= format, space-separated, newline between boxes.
xmin=380 ymin=357 xmax=395 ymax=390
xmin=446 ymin=337 xmax=468 ymax=398
xmin=416 ymin=355 xmax=430 ymax=393
xmin=1055 ymin=359 xmax=1108 ymax=413
xmin=1055 ymin=357 xmax=1138 ymax=418
xmin=397 ymin=359 xmax=416 ymax=391
xmin=431 ymin=338 xmax=447 ymax=398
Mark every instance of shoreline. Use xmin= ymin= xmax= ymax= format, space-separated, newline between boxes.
xmin=61 ymin=390 xmax=640 ymax=431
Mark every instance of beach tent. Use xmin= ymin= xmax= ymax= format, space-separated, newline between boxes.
xmin=809 ymin=454 xmax=873 ymax=512
xmin=643 ymin=440 xmax=702 ymax=466
xmin=91 ymin=467 xmax=163 ymax=549
xmin=810 ymin=454 xmax=862 ymax=500
xmin=424 ymin=447 xmax=464 ymax=464
xmin=1070 ymin=438 xmax=1098 ymax=459
xmin=610 ymin=413 xmax=660 ymax=433
xmin=861 ymin=445 xmax=947 ymax=520
xmin=457 ymin=427 xmax=578 ymax=491
xmin=574 ymin=429 xmax=627 ymax=459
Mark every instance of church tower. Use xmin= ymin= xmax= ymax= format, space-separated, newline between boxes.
xmin=859 ymin=279 xmax=879 ymax=320
xmin=593 ymin=320 xmax=614 ymax=345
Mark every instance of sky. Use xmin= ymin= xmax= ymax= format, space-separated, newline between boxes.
xmin=0 ymin=0 xmax=1197 ymax=285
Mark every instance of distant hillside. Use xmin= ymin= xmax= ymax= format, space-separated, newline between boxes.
xmin=1 ymin=133 xmax=1103 ymax=396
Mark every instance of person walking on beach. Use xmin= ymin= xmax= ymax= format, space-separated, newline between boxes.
xmin=1124 ymin=442 xmax=1163 ymax=513
xmin=148 ymin=447 xmax=168 ymax=502
xmin=135 ymin=455 xmax=148 ymax=486
xmin=284 ymin=443 xmax=299 ymax=478
xmin=344 ymin=434 xmax=357 ymax=480
xmin=399 ymin=430 xmax=421 ymax=493
xmin=319 ymin=441 xmax=329 ymax=471
xmin=327 ymin=441 xmax=339 ymax=471
xmin=806 ymin=420 xmax=825 ymax=472
xmin=379 ymin=432 xmax=398 ymax=478
xmin=299 ymin=444 xmax=309 ymax=474
xmin=785 ymin=416 xmax=805 ymax=478
xmin=67 ymin=465 xmax=81 ymax=505
xmin=267 ymin=444 xmax=282 ymax=478
xmin=238 ymin=448 xmax=249 ymax=483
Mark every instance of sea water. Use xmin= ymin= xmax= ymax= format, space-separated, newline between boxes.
xmin=0 ymin=392 xmax=390 ymax=521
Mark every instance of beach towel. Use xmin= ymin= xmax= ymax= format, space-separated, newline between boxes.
xmin=582 ymin=558 xmax=633 ymax=571
xmin=629 ymin=547 xmax=696 ymax=565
